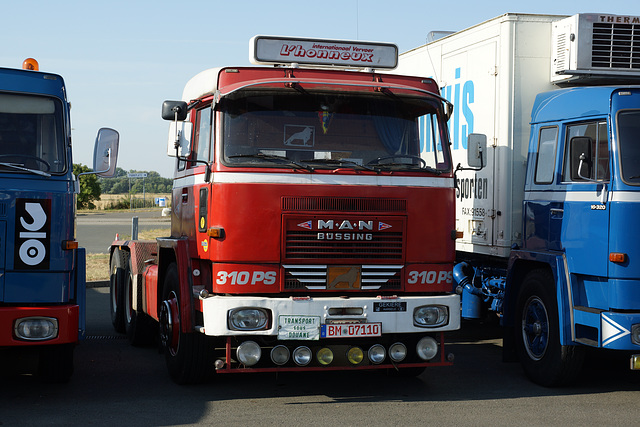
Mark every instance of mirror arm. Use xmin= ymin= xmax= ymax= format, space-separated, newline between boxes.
xmin=454 ymin=146 xmax=484 ymax=190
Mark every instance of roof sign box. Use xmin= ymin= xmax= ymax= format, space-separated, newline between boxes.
xmin=250 ymin=35 xmax=398 ymax=69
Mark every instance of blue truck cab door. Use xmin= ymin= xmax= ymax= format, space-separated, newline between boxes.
xmin=604 ymin=89 xmax=640 ymax=349
xmin=525 ymin=88 xmax=615 ymax=347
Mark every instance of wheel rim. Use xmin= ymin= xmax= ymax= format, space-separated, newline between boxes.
xmin=521 ymin=295 xmax=549 ymax=361
xmin=159 ymin=292 xmax=180 ymax=356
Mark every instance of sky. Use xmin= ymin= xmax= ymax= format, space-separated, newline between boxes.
xmin=1 ymin=1 xmax=637 ymax=178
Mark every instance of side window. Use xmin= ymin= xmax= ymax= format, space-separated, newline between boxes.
xmin=563 ymin=121 xmax=610 ymax=182
xmin=535 ymin=126 xmax=558 ymax=184
xmin=191 ymin=107 xmax=212 ymax=168
xmin=419 ymin=112 xmax=446 ymax=169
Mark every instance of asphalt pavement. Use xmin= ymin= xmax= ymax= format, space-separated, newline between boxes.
xmin=77 ymin=208 xmax=171 ymax=254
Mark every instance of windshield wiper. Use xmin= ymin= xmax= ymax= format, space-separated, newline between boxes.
xmin=0 ymin=162 xmax=51 ymax=177
xmin=228 ymin=153 xmax=314 ymax=171
xmin=367 ymin=155 xmax=442 ymax=174
xmin=300 ymin=158 xmax=379 ymax=173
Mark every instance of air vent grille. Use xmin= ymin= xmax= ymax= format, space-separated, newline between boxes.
xmin=592 ymin=22 xmax=640 ymax=69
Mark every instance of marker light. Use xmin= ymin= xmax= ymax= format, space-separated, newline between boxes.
xmin=610 ymin=252 xmax=627 ymax=263
xmin=207 ymin=227 xmax=224 ymax=238
xmin=22 ymin=58 xmax=39 ymax=71
xmin=62 ymin=240 xmax=79 ymax=250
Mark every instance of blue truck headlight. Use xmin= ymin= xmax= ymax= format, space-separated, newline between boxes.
xmin=631 ymin=324 xmax=640 ymax=345
xmin=14 ymin=317 xmax=58 ymax=341
xmin=413 ymin=305 xmax=449 ymax=327
xmin=228 ymin=308 xmax=269 ymax=331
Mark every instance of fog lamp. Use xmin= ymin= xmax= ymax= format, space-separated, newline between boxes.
xmin=631 ymin=324 xmax=640 ymax=345
xmin=416 ymin=336 xmax=438 ymax=361
xmin=228 ymin=308 xmax=268 ymax=331
xmin=14 ymin=317 xmax=58 ymax=341
xmin=368 ymin=344 xmax=386 ymax=364
xmin=631 ymin=354 xmax=640 ymax=370
xmin=293 ymin=346 xmax=312 ymax=366
xmin=236 ymin=341 xmax=261 ymax=366
xmin=270 ymin=345 xmax=290 ymax=366
xmin=413 ymin=305 xmax=448 ymax=327
xmin=317 ymin=348 xmax=334 ymax=365
xmin=347 ymin=346 xmax=364 ymax=365
xmin=389 ymin=342 xmax=407 ymax=362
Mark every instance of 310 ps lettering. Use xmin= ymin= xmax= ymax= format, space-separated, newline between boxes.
xmin=407 ymin=270 xmax=452 ymax=285
xmin=216 ymin=270 xmax=277 ymax=285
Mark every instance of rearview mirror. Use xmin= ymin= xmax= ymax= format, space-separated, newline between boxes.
xmin=467 ymin=133 xmax=487 ymax=169
xmin=162 ymin=100 xmax=188 ymax=121
xmin=92 ymin=128 xmax=119 ymax=178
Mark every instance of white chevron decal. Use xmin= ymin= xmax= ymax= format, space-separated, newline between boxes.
xmin=602 ymin=315 xmax=630 ymax=347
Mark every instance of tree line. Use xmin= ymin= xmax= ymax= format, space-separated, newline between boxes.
xmin=74 ymin=165 xmax=172 ymax=209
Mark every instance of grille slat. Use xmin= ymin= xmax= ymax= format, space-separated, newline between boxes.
xmin=592 ymin=22 xmax=640 ymax=70
xmin=285 ymin=230 xmax=403 ymax=260
xmin=282 ymin=196 xmax=406 ymax=212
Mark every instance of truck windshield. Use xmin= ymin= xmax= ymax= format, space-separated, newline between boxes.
xmin=220 ymin=90 xmax=450 ymax=172
xmin=617 ymin=110 xmax=640 ymax=185
xmin=0 ymin=93 xmax=66 ymax=175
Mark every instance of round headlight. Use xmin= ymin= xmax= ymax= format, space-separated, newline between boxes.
xmin=237 ymin=341 xmax=261 ymax=366
xmin=389 ymin=342 xmax=407 ymax=362
xmin=414 ymin=305 xmax=448 ymax=327
xmin=229 ymin=308 xmax=268 ymax=331
xmin=416 ymin=336 xmax=438 ymax=361
xmin=317 ymin=348 xmax=334 ymax=365
xmin=368 ymin=344 xmax=386 ymax=364
xmin=293 ymin=346 xmax=312 ymax=366
xmin=347 ymin=347 xmax=364 ymax=365
xmin=271 ymin=345 xmax=290 ymax=366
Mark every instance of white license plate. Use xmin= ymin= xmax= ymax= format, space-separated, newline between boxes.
xmin=321 ymin=323 xmax=382 ymax=338
xmin=278 ymin=315 xmax=320 ymax=340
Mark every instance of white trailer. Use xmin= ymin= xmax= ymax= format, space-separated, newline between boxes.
xmin=397 ymin=13 xmax=567 ymax=261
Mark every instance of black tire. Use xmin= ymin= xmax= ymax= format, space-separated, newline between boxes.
xmin=110 ymin=249 xmax=126 ymax=333
xmin=38 ymin=344 xmax=74 ymax=383
xmin=515 ymin=269 xmax=584 ymax=387
xmin=124 ymin=254 xmax=156 ymax=346
xmin=159 ymin=263 xmax=214 ymax=384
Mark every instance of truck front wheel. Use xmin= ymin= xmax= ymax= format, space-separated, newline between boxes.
xmin=515 ymin=269 xmax=584 ymax=386
xmin=159 ymin=263 xmax=214 ymax=384
xmin=110 ymin=249 xmax=127 ymax=333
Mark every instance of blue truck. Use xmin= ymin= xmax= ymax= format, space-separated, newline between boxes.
xmin=0 ymin=58 xmax=118 ymax=381
xmin=397 ymin=13 xmax=640 ymax=385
